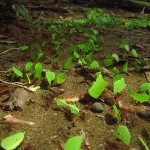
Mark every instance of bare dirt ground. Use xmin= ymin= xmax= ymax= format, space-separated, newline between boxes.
xmin=0 ymin=1 xmax=150 ymax=150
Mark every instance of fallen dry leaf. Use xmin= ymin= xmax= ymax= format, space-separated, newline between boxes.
xmin=145 ymin=71 xmax=150 ymax=82
xmin=3 ymin=114 xmax=35 ymax=126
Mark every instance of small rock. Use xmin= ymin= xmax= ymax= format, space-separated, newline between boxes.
xmin=138 ymin=110 xmax=150 ymax=118
xmin=91 ymin=102 xmax=104 ymax=113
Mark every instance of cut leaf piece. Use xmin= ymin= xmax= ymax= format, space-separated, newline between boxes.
xmin=113 ymin=75 xmax=123 ymax=83
xmin=104 ymin=59 xmax=113 ymax=67
xmin=20 ymin=45 xmax=29 ymax=51
xmin=112 ymin=67 xmax=119 ymax=75
xmin=88 ymin=72 xmax=108 ymax=99
xmin=56 ymin=99 xmax=79 ymax=114
xmin=122 ymin=62 xmax=128 ymax=73
xmin=140 ymin=83 xmax=150 ymax=93
xmin=34 ymin=63 xmax=43 ymax=79
xmin=132 ymin=49 xmax=138 ymax=58
xmin=114 ymin=78 xmax=126 ymax=94
xmin=13 ymin=67 xmax=23 ymax=77
xmin=116 ymin=125 xmax=130 ymax=145
xmin=64 ymin=136 xmax=83 ymax=150
xmin=56 ymin=73 xmax=65 ymax=84
xmin=129 ymin=89 xmax=149 ymax=103
xmin=1 ymin=132 xmax=25 ymax=150
xmin=112 ymin=54 xmax=120 ymax=62
xmin=25 ymin=62 xmax=33 ymax=72
xmin=90 ymin=61 xmax=99 ymax=67
xmin=64 ymin=57 xmax=72 ymax=70
xmin=46 ymin=71 xmax=55 ymax=85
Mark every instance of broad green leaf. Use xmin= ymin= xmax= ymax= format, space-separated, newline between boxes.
xmin=112 ymin=54 xmax=120 ymax=62
xmin=46 ymin=71 xmax=55 ymax=85
xmin=112 ymin=67 xmax=119 ymax=75
xmin=64 ymin=57 xmax=72 ymax=70
xmin=34 ymin=63 xmax=43 ymax=79
xmin=113 ymin=75 xmax=123 ymax=83
xmin=91 ymin=28 xmax=98 ymax=35
xmin=113 ymin=104 xmax=121 ymax=121
xmin=90 ymin=61 xmax=99 ymax=67
xmin=88 ymin=72 xmax=108 ymax=99
xmin=1 ymin=132 xmax=25 ymax=150
xmin=73 ymin=51 xmax=80 ymax=59
xmin=132 ymin=49 xmax=138 ymax=58
xmin=56 ymin=99 xmax=79 ymax=114
xmin=64 ymin=136 xmax=83 ymax=150
xmin=114 ymin=78 xmax=126 ymax=94
xmin=129 ymin=89 xmax=149 ymax=103
xmin=140 ymin=83 xmax=150 ymax=93
xmin=104 ymin=59 xmax=113 ymax=67
xmin=56 ymin=73 xmax=65 ymax=84
xmin=139 ymin=136 xmax=149 ymax=150
xmin=25 ymin=62 xmax=33 ymax=72
xmin=116 ymin=125 xmax=130 ymax=145
xmin=20 ymin=45 xmax=29 ymax=51
xmin=125 ymin=44 xmax=130 ymax=51
xmin=123 ymin=62 xmax=128 ymax=73
xmin=13 ymin=66 xmax=23 ymax=77
xmin=14 ymin=3 xmax=32 ymax=23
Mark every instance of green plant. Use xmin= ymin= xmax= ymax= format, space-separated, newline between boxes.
xmin=56 ymin=99 xmax=80 ymax=114
xmin=140 ymin=83 xmax=150 ymax=94
xmin=119 ymin=41 xmax=129 ymax=52
xmin=122 ymin=62 xmax=129 ymax=73
xmin=104 ymin=58 xmax=113 ymax=67
xmin=1 ymin=132 xmax=25 ymax=150
xmin=64 ymin=136 xmax=83 ymax=150
xmin=12 ymin=66 xmax=23 ymax=78
xmin=88 ymin=72 xmax=108 ymax=99
xmin=116 ymin=125 xmax=130 ymax=145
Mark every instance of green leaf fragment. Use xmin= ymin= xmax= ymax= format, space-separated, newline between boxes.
xmin=13 ymin=66 xmax=23 ymax=77
xmin=25 ymin=62 xmax=33 ymax=72
xmin=114 ymin=78 xmax=126 ymax=94
xmin=88 ymin=72 xmax=108 ymax=99
xmin=113 ymin=104 xmax=121 ymax=121
xmin=140 ymin=83 xmax=150 ymax=93
xmin=34 ymin=63 xmax=43 ymax=79
xmin=132 ymin=49 xmax=138 ymax=58
xmin=112 ymin=67 xmax=119 ymax=75
xmin=116 ymin=125 xmax=130 ymax=145
xmin=112 ymin=54 xmax=120 ymax=62
xmin=123 ymin=62 xmax=128 ymax=73
xmin=64 ymin=57 xmax=72 ymax=70
xmin=104 ymin=59 xmax=113 ymax=67
xmin=129 ymin=89 xmax=149 ymax=103
xmin=90 ymin=61 xmax=99 ymax=67
xmin=64 ymin=136 xmax=83 ymax=150
xmin=56 ymin=99 xmax=79 ymax=114
xmin=56 ymin=73 xmax=65 ymax=84
xmin=46 ymin=71 xmax=55 ymax=85
xmin=1 ymin=132 xmax=25 ymax=150
xmin=20 ymin=45 xmax=29 ymax=51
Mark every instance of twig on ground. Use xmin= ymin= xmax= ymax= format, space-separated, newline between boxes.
xmin=0 ymin=47 xmax=20 ymax=55
xmin=0 ymin=78 xmax=32 ymax=92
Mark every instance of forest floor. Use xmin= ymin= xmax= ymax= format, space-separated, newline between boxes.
xmin=0 ymin=1 xmax=150 ymax=150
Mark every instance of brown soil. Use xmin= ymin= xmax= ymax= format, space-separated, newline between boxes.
xmin=0 ymin=1 xmax=150 ymax=150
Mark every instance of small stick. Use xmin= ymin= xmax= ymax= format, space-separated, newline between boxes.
xmin=0 ymin=78 xmax=32 ymax=92
xmin=0 ymin=47 xmax=20 ymax=55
